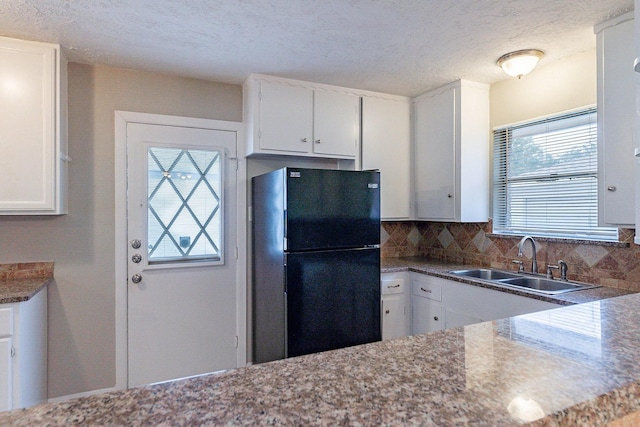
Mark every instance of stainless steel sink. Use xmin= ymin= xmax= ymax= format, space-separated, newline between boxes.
xmin=450 ymin=269 xmax=521 ymax=281
xmin=449 ymin=268 xmax=599 ymax=295
xmin=498 ymin=276 xmax=599 ymax=294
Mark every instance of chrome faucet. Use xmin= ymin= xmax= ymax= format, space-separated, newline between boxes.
xmin=517 ymin=235 xmax=538 ymax=274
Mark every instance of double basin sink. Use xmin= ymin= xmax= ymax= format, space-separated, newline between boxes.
xmin=449 ymin=268 xmax=600 ymax=295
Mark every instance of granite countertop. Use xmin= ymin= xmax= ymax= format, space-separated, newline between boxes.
xmin=4 ymin=292 xmax=640 ymax=425
xmin=0 ymin=262 xmax=53 ymax=303
xmin=382 ymin=257 xmax=633 ymax=306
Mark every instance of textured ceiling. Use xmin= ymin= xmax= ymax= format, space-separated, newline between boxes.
xmin=0 ymin=0 xmax=634 ymax=96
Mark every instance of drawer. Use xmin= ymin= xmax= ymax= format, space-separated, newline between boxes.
xmin=412 ymin=276 xmax=442 ymax=301
xmin=0 ymin=308 xmax=13 ymax=337
xmin=381 ymin=279 xmax=405 ymax=295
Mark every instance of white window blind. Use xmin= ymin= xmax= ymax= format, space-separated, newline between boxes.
xmin=493 ymin=108 xmax=618 ymax=241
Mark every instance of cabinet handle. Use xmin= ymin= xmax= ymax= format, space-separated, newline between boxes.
xmin=607 ymin=186 xmax=616 ymax=192
xmin=433 ymin=316 xmax=439 ymax=321
xmin=301 ymin=138 xmax=308 ymax=143
xmin=385 ymin=309 xmax=390 ymax=314
xmin=447 ymin=194 xmax=452 ymax=198
xmin=420 ymin=287 xmax=432 ymax=293
xmin=387 ymin=284 xmax=400 ymax=289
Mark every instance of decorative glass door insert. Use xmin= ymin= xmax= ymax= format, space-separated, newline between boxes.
xmin=147 ymin=146 xmax=223 ymax=264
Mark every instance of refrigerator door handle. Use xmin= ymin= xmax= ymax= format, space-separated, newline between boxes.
xmin=283 ymin=209 xmax=288 ymax=251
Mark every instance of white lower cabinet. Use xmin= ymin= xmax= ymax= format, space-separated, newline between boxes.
xmin=0 ymin=288 xmax=47 ymax=410
xmin=411 ymin=273 xmax=559 ymax=335
xmin=0 ymin=337 xmax=11 ymax=411
xmin=380 ymin=272 xmax=410 ymax=340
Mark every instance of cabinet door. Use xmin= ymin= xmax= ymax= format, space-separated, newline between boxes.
xmin=598 ymin=18 xmax=635 ymax=226
xmin=313 ymin=91 xmax=359 ymax=157
xmin=0 ymin=39 xmax=56 ymax=212
xmin=414 ymin=87 xmax=456 ymax=220
xmin=0 ymin=338 xmax=11 ymax=412
xmin=411 ymin=297 xmax=443 ymax=335
xmin=362 ymin=97 xmax=412 ymax=219
xmin=259 ymin=81 xmax=313 ymax=153
xmin=382 ymin=295 xmax=405 ymax=340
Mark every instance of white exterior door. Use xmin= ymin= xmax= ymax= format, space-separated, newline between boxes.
xmin=126 ymin=123 xmax=238 ymax=387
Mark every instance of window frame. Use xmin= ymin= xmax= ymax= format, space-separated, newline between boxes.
xmin=492 ymin=107 xmax=618 ymax=242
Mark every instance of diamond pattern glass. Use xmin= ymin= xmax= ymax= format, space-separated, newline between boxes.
xmin=147 ymin=147 xmax=222 ymax=263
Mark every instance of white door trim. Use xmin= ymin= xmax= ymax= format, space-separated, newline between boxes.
xmin=114 ymin=111 xmax=246 ymax=390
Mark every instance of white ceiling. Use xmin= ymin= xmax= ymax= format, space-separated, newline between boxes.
xmin=0 ymin=0 xmax=634 ymax=97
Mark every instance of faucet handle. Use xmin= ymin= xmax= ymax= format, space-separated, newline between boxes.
xmin=512 ymin=259 xmax=525 ymax=273
xmin=546 ymin=264 xmax=559 ymax=279
xmin=558 ymin=260 xmax=568 ymax=281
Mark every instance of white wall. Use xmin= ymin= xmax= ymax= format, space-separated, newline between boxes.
xmin=490 ymin=49 xmax=597 ymax=128
xmin=0 ymin=63 xmax=242 ymax=398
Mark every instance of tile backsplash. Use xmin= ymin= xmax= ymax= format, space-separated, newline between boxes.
xmin=0 ymin=262 xmax=54 ymax=281
xmin=381 ymin=221 xmax=640 ymax=292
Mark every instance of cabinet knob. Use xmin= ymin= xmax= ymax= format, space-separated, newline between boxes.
xmin=607 ymin=185 xmax=616 ymax=192
xmin=315 ymin=139 xmax=321 ymax=144
xmin=447 ymin=194 xmax=452 ymax=198
xmin=385 ymin=309 xmax=390 ymax=314
xmin=434 ymin=316 xmax=439 ymax=321
xmin=301 ymin=138 xmax=308 ymax=143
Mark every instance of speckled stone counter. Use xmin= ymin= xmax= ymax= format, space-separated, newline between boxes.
xmin=382 ymin=256 xmax=633 ymax=306
xmin=0 ymin=262 xmax=52 ymax=303
xmin=4 ymin=292 xmax=640 ymax=425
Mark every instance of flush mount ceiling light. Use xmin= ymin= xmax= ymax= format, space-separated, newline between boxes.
xmin=497 ymin=49 xmax=544 ymax=79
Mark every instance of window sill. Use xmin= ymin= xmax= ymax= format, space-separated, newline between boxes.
xmin=486 ymin=233 xmax=630 ymax=248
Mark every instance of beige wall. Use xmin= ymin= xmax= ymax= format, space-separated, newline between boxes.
xmin=0 ymin=63 xmax=242 ymax=398
xmin=490 ymin=49 xmax=597 ymax=128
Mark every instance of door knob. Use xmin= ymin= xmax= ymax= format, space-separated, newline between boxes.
xmin=131 ymin=274 xmax=142 ymax=284
xmin=131 ymin=239 xmax=142 ymax=249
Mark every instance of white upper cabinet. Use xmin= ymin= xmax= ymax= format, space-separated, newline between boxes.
xmin=413 ymin=80 xmax=490 ymax=222
xmin=258 ymin=81 xmax=313 ymax=153
xmin=244 ymin=74 xmax=359 ymax=159
xmin=595 ymin=12 xmax=635 ymax=227
xmin=313 ymin=90 xmax=360 ymax=157
xmin=0 ymin=36 xmax=68 ymax=215
xmin=361 ymin=96 xmax=412 ymax=220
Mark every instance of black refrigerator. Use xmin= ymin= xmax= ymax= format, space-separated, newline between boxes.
xmin=252 ymin=167 xmax=381 ymax=364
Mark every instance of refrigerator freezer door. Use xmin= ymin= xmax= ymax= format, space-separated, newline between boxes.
xmin=285 ymin=168 xmax=380 ymax=251
xmin=285 ymin=248 xmax=381 ymax=358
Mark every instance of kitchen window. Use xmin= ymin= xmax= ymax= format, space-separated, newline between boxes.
xmin=492 ymin=107 xmax=618 ymax=241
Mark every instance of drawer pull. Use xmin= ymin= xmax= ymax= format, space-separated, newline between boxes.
xmin=420 ymin=287 xmax=432 ymax=293
xmin=434 ymin=316 xmax=439 ymax=321
xmin=387 ymin=284 xmax=400 ymax=289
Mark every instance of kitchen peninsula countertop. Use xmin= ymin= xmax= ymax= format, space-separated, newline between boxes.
xmin=382 ymin=256 xmax=633 ymax=305
xmin=4 ymin=291 xmax=640 ymax=425
xmin=0 ymin=262 xmax=53 ymax=303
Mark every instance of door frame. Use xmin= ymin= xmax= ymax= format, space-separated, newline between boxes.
xmin=114 ymin=111 xmax=247 ymax=390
